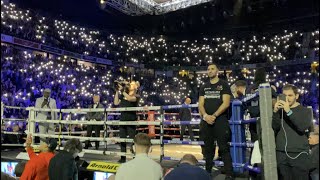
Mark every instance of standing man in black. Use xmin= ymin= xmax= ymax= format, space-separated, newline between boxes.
xmin=246 ymin=68 xmax=277 ymax=143
xmin=272 ymin=84 xmax=312 ymax=180
xmin=179 ymin=97 xmax=194 ymax=141
xmin=84 ymin=95 xmax=104 ymax=150
xmin=198 ymin=63 xmax=233 ymax=179
xmin=114 ymin=80 xmax=140 ymax=163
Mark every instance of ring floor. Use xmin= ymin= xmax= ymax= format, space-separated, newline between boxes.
xmin=1 ymin=144 xmax=249 ymax=179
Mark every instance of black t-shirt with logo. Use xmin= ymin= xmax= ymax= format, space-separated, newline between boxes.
xmin=199 ymin=79 xmax=232 ymax=118
xmin=119 ymin=95 xmax=139 ymax=121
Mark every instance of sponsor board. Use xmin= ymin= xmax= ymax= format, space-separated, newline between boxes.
xmin=87 ymin=161 xmax=120 ymax=173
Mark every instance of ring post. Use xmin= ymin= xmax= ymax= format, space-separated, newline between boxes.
xmin=28 ymin=107 xmax=36 ymax=146
xmin=58 ymin=109 xmax=62 ymax=148
xmin=160 ymin=107 xmax=164 ymax=162
xmin=68 ymin=113 xmax=72 ymax=136
xmin=258 ymin=83 xmax=278 ymax=179
xmin=104 ymin=107 xmax=107 ymax=151
xmin=1 ymin=102 xmax=4 ymax=127
xmin=148 ymin=111 xmax=156 ymax=137
xmin=230 ymin=100 xmax=245 ymax=173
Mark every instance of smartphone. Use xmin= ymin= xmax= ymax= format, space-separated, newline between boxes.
xmin=278 ymin=94 xmax=286 ymax=101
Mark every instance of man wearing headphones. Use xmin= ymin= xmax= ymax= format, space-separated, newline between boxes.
xmin=273 ymin=84 xmax=312 ymax=180
xmin=112 ymin=133 xmax=163 ymax=180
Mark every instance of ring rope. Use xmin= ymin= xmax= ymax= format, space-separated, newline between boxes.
xmin=1 ymin=131 xmax=24 ymax=135
xmin=31 ymin=133 xmax=162 ymax=144
xmin=2 ymin=118 xmax=27 ymax=121
xmin=3 ymin=105 xmax=27 ymax=109
xmin=2 ymin=99 xmax=262 ymax=173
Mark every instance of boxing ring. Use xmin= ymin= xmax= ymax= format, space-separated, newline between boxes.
xmin=1 ymin=83 xmax=277 ymax=178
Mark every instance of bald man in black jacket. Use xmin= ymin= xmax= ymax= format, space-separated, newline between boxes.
xmin=179 ymin=98 xmax=194 ymax=141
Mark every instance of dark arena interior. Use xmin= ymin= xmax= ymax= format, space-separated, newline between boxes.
xmin=1 ymin=0 xmax=319 ymax=179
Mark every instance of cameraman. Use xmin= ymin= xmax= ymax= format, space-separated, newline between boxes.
xmin=272 ymin=84 xmax=312 ymax=180
xmin=114 ymin=80 xmax=140 ymax=163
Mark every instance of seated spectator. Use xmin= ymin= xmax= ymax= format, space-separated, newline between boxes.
xmin=4 ymin=124 xmax=26 ymax=144
xmin=164 ymin=154 xmax=211 ymax=180
xmin=14 ymin=160 xmax=27 ymax=177
xmin=74 ymin=124 xmax=83 ymax=136
xmin=309 ymin=125 xmax=319 ymax=180
xmin=48 ymin=138 xmax=83 ymax=180
xmin=114 ymin=133 xmax=163 ymax=180
xmin=20 ymin=134 xmax=57 ymax=180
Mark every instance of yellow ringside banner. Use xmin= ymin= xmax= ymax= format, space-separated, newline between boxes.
xmin=86 ymin=161 xmax=120 ymax=173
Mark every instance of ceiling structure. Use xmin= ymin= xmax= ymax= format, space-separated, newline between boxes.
xmin=100 ymin=0 xmax=212 ymax=16
xmin=10 ymin=0 xmax=319 ymax=36
xmin=153 ymin=0 xmax=171 ymax=3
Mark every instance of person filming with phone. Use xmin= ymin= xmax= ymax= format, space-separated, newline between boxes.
xmin=272 ymin=84 xmax=312 ymax=180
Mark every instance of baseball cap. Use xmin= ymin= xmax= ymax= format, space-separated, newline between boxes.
xmin=46 ymin=138 xmax=58 ymax=151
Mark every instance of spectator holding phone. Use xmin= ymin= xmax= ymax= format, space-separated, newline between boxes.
xmin=272 ymin=84 xmax=312 ymax=180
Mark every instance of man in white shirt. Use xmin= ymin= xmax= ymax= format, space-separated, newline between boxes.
xmin=35 ymin=88 xmax=57 ymax=143
xmin=114 ymin=133 xmax=163 ymax=180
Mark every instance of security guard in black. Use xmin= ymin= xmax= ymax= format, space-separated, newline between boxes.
xmin=201 ymin=81 xmax=231 ymax=117
xmin=198 ymin=64 xmax=233 ymax=178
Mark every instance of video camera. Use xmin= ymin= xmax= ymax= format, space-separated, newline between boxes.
xmin=114 ymin=80 xmax=130 ymax=93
